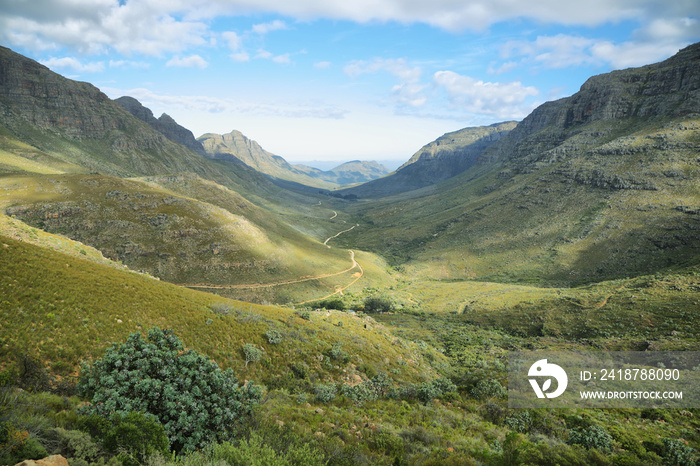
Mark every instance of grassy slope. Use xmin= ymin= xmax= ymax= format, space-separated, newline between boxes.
xmin=340 ymin=117 xmax=700 ymax=286
xmin=0 ymin=234 xmax=443 ymax=386
xmin=0 ymin=172 xmax=395 ymax=304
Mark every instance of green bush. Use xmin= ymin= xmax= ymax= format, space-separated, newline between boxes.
xmin=243 ymin=343 xmax=263 ymax=366
xmin=470 ymin=378 xmax=507 ymax=400
xmin=328 ymin=343 xmax=350 ymax=363
xmin=104 ymin=412 xmax=169 ymax=466
xmin=363 ymin=296 xmax=393 ymax=313
xmin=314 ymin=383 xmax=337 ymax=403
xmin=48 ymin=427 xmax=103 ymax=463
xmin=315 ymin=298 xmax=346 ymax=311
xmin=567 ymin=424 xmax=614 ymax=453
xmin=78 ymin=328 xmax=261 ymax=453
xmin=265 ymin=329 xmax=283 ymax=345
xmin=663 ymin=438 xmax=697 ymax=466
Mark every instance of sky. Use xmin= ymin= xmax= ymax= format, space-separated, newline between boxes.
xmin=1 ymin=1 xmax=699 ymax=165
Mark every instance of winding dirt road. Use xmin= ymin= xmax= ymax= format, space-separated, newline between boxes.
xmin=180 ymin=208 xmax=364 ymax=301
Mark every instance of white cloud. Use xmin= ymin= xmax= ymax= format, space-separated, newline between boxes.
xmin=222 ymin=31 xmax=242 ymax=51
xmin=104 ymin=87 xmax=348 ymax=120
xmin=344 ymin=58 xmax=422 ymax=82
xmin=344 ymin=58 xmax=427 ymax=108
xmin=108 ymin=59 xmax=150 ymax=69
xmin=166 ymin=54 xmax=209 ymax=68
xmin=272 ymin=53 xmax=291 ymax=64
xmin=314 ymin=61 xmax=332 ymax=69
xmin=41 ymin=56 xmax=105 ymax=73
xmin=252 ymin=19 xmax=287 ymax=34
xmin=1 ymin=0 xmax=696 ymax=60
xmin=433 ymin=71 xmax=540 ymax=119
xmin=231 ymin=51 xmax=250 ymax=62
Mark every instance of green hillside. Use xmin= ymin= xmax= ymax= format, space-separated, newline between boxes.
xmin=339 ymin=45 xmax=700 ymax=287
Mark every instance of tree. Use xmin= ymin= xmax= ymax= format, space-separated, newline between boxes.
xmin=78 ymin=328 xmax=261 ymax=453
xmin=363 ymin=296 xmax=393 ymax=313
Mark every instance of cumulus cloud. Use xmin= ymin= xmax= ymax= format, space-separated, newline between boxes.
xmin=41 ymin=56 xmax=105 ymax=73
xmin=433 ymin=71 xmax=540 ymax=119
xmin=252 ymin=19 xmax=287 ymax=34
xmin=222 ymin=31 xmax=242 ymax=51
xmin=0 ymin=0 xmax=696 ymax=61
xmin=314 ymin=61 xmax=332 ymax=69
xmin=500 ymin=12 xmax=699 ymax=71
xmin=166 ymin=54 xmax=209 ymax=68
xmin=344 ymin=58 xmax=427 ymax=108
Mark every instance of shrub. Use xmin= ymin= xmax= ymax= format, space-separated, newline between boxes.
xmin=363 ymin=296 xmax=393 ymax=313
xmin=663 ymin=438 xmax=697 ymax=466
xmin=567 ymin=425 xmax=613 ymax=453
xmin=104 ymin=412 xmax=169 ymax=466
xmin=48 ymin=427 xmax=103 ymax=463
xmin=505 ymin=411 xmax=532 ymax=433
xmin=314 ymin=383 xmax=337 ymax=403
xmin=243 ymin=343 xmax=263 ymax=367
xmin=470 ymin=378 xmax=507 ymax=400
xmin=315 ymin=298 xmax=346 ymax=311
xmin=78 ymin=328 xmax=261 ymax=453
xmin=329 ymin=343 xmax=350 ymax=363
xmin=18 ymin=354 xmax=52 ymax=393
xmin=265 ymin=329 xmax=283 ymax=345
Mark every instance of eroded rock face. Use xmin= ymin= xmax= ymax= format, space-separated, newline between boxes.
xmin=13 ymin=454 xmax=69 ymax=466
xmin=115 ymin=96 xmax=207 ymax=156
xmin=0 ymin=46 xmax=120 ymax=138
xmin=486 ymin=42 xmax=700 ymax=165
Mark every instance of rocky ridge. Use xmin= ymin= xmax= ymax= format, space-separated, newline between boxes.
xmin=0 ymin=46 xmax=218 ymax=177
xmin=115 ymin=96 xmax=207 ymax=156
xmin=340 ymin=121 xmax=516 ymax=197
xmin=199 ymin=130 xmax=389 ymax=188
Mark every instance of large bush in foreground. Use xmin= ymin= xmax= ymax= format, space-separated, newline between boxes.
xmin=78 ymin=328 xmax=261 ymax=453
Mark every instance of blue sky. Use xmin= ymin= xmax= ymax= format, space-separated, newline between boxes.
xmin=1 ymin=1 xmax=698 ymax=165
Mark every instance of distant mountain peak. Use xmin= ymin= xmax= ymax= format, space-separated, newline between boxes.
xmin=198 ymin=131 xmax=389 ymax=188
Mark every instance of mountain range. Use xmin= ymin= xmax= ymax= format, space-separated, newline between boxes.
xmin=0 ymin=41 xmax=699 ymax=465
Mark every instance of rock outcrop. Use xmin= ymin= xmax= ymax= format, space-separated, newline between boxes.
xmin=14 ymin=455 xmax=69 ymax=466
xmin=0 ymin=46 xmax=122 ymax=138
xmin=115 ymin=96 xmax=207 ymax=156
xmin=0 ymin=46 xmax=219 ymax=177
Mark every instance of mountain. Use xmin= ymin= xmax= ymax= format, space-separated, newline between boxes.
xmin=198 ymin=130 xmax=389 ymax=188
xmin=319 ymin=159 xmax=390 ymax=185
xmin=0 ymin=45 xmax=387 ymax=304
xmin=0 ymin=46 xmax=222 ymax=178
xmin=341 ymin=121 xmax=516 ymax=197
xmin=115 ymin=96 xmax=207 ymax=156
xmin=341 ymin=42 xmax=700 ymax=285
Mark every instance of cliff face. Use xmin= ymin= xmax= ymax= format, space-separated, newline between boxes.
xmin=115 ymin=96 xmax=206 ymax=156
xmin=483 ymin=42 xmax=700 ymax=166
xmin=0 ymin=46 xmax=217 ymax=177
xmin=0 ymin=46 xmax=123 ymax=138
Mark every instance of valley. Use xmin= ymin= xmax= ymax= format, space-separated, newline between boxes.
xmin=0 ymin=42 xmax=698 ymax=465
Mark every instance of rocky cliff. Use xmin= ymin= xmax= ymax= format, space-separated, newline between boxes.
xmin=116 ymin=96 xmax=206 ymax=156
xmin=482 ymin=42 xmax=700 ymax=167
xmin=0 ymin=45 xmax=123 ymax=139
xmin=0 ymin=46 xmax=217 ymax=177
